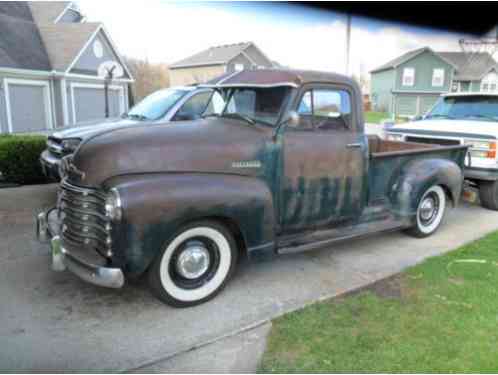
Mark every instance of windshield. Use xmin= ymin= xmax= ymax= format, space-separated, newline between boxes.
xmin=127 ymin=89 xmax=188 ymax=121
xmin=223 ymin=86 xmax=291 ymax=126
xmin=426 ymin=96 xmax=498 ymax=121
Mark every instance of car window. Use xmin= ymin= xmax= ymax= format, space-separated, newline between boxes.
xmin=203 ymin=91 xmax=225 ymax=116
xmin=296 ymin=88 xmax=352 ymax=131
xmin=127 ymin=89 xmax=187 ymax=121
xmin=174 ymin=92 xmax=213 ymax=121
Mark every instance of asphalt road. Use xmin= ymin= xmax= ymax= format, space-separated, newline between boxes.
xmin=1 ymin=181 xmax=498 ymax=371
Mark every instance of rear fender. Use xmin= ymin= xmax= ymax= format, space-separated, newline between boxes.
xmin=103 ymin=173 xmax=276 ymax=277
xmin=390 ymin=158 xmax=463 ymax=217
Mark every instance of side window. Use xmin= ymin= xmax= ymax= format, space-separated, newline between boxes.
xmin=295 ymin=88 xmax=352 ymax=131
xmin=174 ymin=92 xmax=212 ymax=121
xmin=203 ymin=91 xmax=225 ymax=116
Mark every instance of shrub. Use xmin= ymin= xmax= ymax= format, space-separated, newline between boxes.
xmin=0 ymin=134 xmax=48 ymax=185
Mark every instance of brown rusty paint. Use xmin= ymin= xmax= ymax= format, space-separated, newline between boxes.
xmin=60 ymin=69 xmax=468 ymax=277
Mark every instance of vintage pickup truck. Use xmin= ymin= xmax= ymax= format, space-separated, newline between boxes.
xmin=36 ymin=69 xmax=468 ymax=307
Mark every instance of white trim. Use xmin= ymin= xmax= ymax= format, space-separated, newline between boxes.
xmin=0 ymin=68 xmax=133 ymax=82
xmin=0 ymin=67 xmax=52 ymax=77
xmin=3 ymin=78 xmax=53 ymax=133
xmin=49 ymin=80 xmax=57 ymax=127
xmin=65 ymin=25 xmax=134 ymax=81
xmin=64 ymin=72 xmax=133 ymax=83
xmin=53 ymin=2 xmax=73 ymax=23
xmin=69 ymin=82 xmax=125 ymax=124
xmin=61 ymin=79 xmax=69 ymax=126
xmin=402 ymin=67 xmax=415 ymax=87
xmin=65 ymin=25 xmax=102 ymax=73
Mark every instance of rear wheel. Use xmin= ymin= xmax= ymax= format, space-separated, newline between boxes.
xmin=148 ymin=220 xmax=238 ymax=307
xmin=478 ymin=180 xmax=498 ymax=211
xmin=405 ymin=185 xmax=446 ymax=238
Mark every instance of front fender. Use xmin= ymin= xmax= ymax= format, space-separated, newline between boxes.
xmin=391 ymin=158 xmax=464 ymax=217
xmin=104 ymin=173 xmax=276 ymax=276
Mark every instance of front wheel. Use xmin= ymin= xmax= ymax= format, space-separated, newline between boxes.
xmin=478 ymin=180 xmax=498 ymax=211
xmin=148 ymin=221 xmax=238 ymax=307
xmin=405 ymin=185 xmax=446 ymax=238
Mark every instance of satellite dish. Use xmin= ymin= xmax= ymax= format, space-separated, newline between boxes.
xmin=97 ymin=61 xmax=124 ymax=79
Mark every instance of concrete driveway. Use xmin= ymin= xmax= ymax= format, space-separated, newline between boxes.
xmin=2 ymin=183 xmax=498 ymax=372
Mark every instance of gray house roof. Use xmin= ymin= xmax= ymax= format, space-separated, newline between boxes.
xmin=0 ymin=2 xmax=51 ymax=70
xmin=37 ymin=22 xmax=101 ymax=71
xmin=29 ymin=1 xmax=69 ymax=24
xmin=371 ymin=46 xmax=497 ymax=81
xmin=170 ymin=42 xmax=258 ymax=69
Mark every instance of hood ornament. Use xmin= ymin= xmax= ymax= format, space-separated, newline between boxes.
xmin=59 ymin=156 xmax=86 ymax=180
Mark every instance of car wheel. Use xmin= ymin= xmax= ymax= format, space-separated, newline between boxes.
xmin=405 ymin=185 xmax=446 ymax=238
xmin=479 ymin=180 xmax=498 ymax=211
xmin=148 ymin=220 xmax=238 ymax=307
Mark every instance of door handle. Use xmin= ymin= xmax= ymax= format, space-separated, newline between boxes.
xmin=346 ymin=143 xmax=362 ymax=149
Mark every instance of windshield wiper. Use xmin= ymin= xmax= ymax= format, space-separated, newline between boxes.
xmin=220 ymin=113 xmax=255 ymax=125
xmin=126 ymin=113 xmax=150 ymax=121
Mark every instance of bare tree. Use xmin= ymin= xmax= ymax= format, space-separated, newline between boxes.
xmin=124 ymin=57 xmax=170 ymax=102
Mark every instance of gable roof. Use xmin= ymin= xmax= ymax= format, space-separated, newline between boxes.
xmin=37 ymin=22 xmax=101 ymax=71
xmin=438 ymin=51 xmax=497 ymax=80
xmin=371 ymin=46 xmax=497 ymax=81
xmin=0 ymin=2 xmax=51 ymax=70
xmin=29 ymin=1 xmax=70 ymax=24
xmin=170 ymin=42 xmax=254 ymax=69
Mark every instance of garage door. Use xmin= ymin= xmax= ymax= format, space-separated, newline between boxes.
xmin=419 ymin=95 xmax=439 ymax=115
xmin=72 ymin=85 xmax=123 ymax=124
xmin=5 ymin=80 xmax=52 ymax=133
xmin=395 ymin=95 xmax=417 ymax=117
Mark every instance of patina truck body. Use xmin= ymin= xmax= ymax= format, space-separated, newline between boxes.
xmin=37 ymin=69 xmax=468 ymax=307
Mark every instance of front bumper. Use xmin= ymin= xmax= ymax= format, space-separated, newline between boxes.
xmin=40 ymin=150 xmax=61 ymax=181
xmin=36 ymin=209 xmax=124 ymax=289
xmin=464 ymin=167 xmax=498 ymax=182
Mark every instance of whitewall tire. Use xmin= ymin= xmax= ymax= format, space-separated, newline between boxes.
xmin=148 ymin=221 xmax=238 ymax=307
xmin=406 ymin=185 xmax=446 ymax=238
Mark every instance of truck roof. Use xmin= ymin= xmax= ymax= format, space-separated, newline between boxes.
xmin=201 ymin=69 xmax=356 ymax=89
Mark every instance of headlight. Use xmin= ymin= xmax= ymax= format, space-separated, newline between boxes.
xmin=61 ymin=138 xmax=81 ymax=153
xmin=386 ymin=133 xmax=404 ymax=141
xmin=464 ymin=139 xmax=496 ymax=158
xmin=105 ymin=188 xmax=122 ymax=221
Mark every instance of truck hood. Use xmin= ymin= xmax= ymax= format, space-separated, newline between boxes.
xmin=389 ymin=119 xmax=498 ymax=139
xmin=72 ymin=118 xmax=272 ymax=186
xmin=51 ymin=117 xmax=143 ymax=141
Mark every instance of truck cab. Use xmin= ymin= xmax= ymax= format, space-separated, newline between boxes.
xmin=37 ymin=69 xmax=468 ymax=307
xmin=386 ymin=92 xmax=498 ymax=210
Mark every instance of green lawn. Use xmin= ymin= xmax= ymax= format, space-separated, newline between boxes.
xmin=259 ymin=231 xmax=498 ymax=373
xmin=364 ymin=111 xmax=390 ymax=124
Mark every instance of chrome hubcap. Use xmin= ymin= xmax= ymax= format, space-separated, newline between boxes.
xmin=176 ymin=241 xmax=211 ymax=279
xmin=420 ymin=198 xmax=436 ymax=221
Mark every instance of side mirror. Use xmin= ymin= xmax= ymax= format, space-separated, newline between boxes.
xmin=287 ymin=111 xmax=300 ymax=127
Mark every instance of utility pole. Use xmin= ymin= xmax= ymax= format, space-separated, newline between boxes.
xmin=345 ymin=13 xmax=351 ymax=76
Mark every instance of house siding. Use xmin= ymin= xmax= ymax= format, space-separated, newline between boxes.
xmin=395 ymin=50 xmax=453 ymax=92
xmin=169 ymin=65 xmax=226 ymax=86
xmin=226 ymin=54 xmax=252 ymax=73
xmin=370 ymin=69 xmax=394 ymax=113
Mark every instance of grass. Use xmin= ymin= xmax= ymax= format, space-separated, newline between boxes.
xmin=365 ymin=111 xmax=390 ymax=124
xmin=259 ymin=231 xmax=498 ymax=373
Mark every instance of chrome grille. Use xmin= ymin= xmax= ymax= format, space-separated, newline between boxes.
xmin=59 ymin=181 xmax=111 ymax=258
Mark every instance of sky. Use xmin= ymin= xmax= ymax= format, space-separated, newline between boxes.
xmin=81 ymin=1 xmax=473 ymax=78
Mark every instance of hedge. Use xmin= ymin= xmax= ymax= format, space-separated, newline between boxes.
xmin=0 ymin=134 xmax=48 ymax=185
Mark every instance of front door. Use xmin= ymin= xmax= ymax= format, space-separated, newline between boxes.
xmin=279 ymin=86 xmax=366 ymax=234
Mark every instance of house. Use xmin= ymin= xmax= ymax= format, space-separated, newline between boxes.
xmin=0 ymin=1 xmax=133 ymax=133
xmin=370 ymin=47 xmax=497 ymax=118
xmin=169 ymin=42 xmax=273 ymax=86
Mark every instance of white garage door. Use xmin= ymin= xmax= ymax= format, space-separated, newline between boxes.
xmin=5 ymin=79 xmax=52 ymax=133
xmin=71 ymin=84 xmax=123 ymax=124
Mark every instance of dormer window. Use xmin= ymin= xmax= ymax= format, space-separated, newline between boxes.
xmin=432 ymin=68 xmax=445 ymax=87
xmin=55 ymin=3 xmax=85 ymax=23
xmin=402 ymin=67 xmax=415 ymax=86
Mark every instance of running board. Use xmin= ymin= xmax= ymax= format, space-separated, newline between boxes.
xmin=277 ymin=218 xmax=410 ymax=255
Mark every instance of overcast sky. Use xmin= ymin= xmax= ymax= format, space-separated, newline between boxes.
xmin=81 ymin=1 xmax=470 ymax=77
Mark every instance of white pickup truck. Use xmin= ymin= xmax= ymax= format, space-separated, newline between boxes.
xmin=386 ymin=92 xmax=498 ymax=210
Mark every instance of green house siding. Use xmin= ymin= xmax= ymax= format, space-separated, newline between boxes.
xmin=420 ymin=95 xmax=439 ymax=114
xmin=395 ymin=50 xmax=453 ymax=92
xmin=394 ymin=93 xmax=440 ymax=117
xmin=370 ymin=69 xmax=394 ymax=112
xmin=470 ymin=80 xmax=482 ymax=92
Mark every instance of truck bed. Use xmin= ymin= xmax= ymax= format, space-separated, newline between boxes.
xmin=367 ymin=135 xmax=468 ymax=205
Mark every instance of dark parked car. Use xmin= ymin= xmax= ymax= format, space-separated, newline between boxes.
xmin=40 ymin=86 xmax=225 ymax=179
xmin=37 ymin=69 xmax=468 ymax=307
